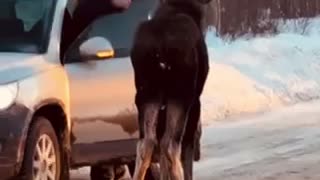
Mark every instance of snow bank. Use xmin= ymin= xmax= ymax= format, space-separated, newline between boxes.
xmin=202 ymin=17 xmax=320 ymax=124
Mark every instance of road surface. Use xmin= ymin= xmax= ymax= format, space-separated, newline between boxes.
xmin=71 ymin=100 xmax=320 ymax=180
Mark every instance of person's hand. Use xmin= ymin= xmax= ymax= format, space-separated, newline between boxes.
xmin=111 ymin=0 xmax=132 ymax=9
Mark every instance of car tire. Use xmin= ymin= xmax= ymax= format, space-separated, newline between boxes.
xmin=19 ymin=117 xmax=62 ymax=180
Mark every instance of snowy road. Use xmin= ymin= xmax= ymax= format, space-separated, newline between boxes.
xmin=71 ymin=100 xmax=320 ymax=180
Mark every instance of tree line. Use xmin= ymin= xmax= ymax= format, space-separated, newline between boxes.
xmin=204 ymin=0 xmax=320 ymax=38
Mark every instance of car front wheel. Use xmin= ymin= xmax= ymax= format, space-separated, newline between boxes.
xmin=20 ymin=117 xmax=61 ymax=180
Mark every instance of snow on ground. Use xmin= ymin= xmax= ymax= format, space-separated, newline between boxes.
xmin=195 ymin=100 xmax=320 ymax=180
xmin=201 ymin=17 xmax=320 ymax=124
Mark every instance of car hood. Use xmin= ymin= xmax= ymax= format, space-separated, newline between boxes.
xmin=0 ymin=53 xmax=59 ymax=85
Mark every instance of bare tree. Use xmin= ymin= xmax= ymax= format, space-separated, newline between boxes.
xmin=203 ymin=0 xmax=320 ymax=39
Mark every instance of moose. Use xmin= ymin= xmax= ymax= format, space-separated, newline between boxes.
xmin=130 ymin=0 xmax=212 ymax=179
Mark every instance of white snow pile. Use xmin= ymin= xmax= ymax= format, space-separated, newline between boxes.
xmin=201 ymin=17 xmax=320 ymax=124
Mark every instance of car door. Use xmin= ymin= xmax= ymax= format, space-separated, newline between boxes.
xmin=63 ymin=0 xmax=155 ymax=162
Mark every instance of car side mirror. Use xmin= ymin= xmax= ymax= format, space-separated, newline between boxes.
xmin=79 ymin=37 xmax=115 ymax=61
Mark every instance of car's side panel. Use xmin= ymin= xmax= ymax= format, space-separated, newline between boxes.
xmin=65 ymin=57 xmax=139 ymax=144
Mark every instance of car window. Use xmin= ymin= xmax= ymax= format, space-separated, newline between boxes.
xmin=0 ymin=0 xmax=56 ymax=53
xmin=64 ymin=0 xmax=157 ymax=62
xmin=87 ymin=0 xmax=157 ymax=56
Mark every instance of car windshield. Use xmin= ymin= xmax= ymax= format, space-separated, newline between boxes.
xmin=0 ymin=0 xmax=56 ymax=53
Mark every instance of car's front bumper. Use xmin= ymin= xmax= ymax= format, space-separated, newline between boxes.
xmin=0 ymin=103 xmax=31 ymax=179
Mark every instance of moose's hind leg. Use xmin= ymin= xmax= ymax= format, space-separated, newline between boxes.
xmin=133 ymin=100 xmax=162 ymax=180
xmin=181 ymin=98 xmax=201 ymax=180
xmin=159 ymin=97 xmax=194 ymax=180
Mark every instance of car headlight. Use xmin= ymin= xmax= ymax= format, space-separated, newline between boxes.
xmin=0 ymin=82 xmax=18 ymax=110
